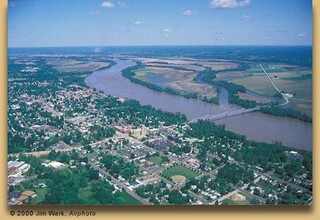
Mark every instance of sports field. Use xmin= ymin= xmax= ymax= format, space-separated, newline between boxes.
xmin=162 ymin=165 xmax=199 ymax=180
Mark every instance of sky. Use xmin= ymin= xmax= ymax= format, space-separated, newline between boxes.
xmin=8 ymin=0 xmax=312 ymax=47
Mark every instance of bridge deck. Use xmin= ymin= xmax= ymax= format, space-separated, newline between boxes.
xmin=190 ymin=106 xmax=260 ymax=123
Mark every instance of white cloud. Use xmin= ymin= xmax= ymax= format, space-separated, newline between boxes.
xmin=118 ymin=2 xmax=128 ymax=8
xmin=101 ymin=1 xmax=114 ymax=8
xmin=164 ymin=29 xmax=171 ymax=32
xmin=209 ymin=0 xmax=251 ymax=9
xmin=240 ymin=14 xmax=252 ymax=20
xmin=133 ymin=21 xmax=146 ymax=25
xmin=183 ymin=10 xmax=196 ymax=16
xmin=89 ymin=11 xmax=101 ymax=16
xmin=298 ymin=33 xmax=305 ymax=37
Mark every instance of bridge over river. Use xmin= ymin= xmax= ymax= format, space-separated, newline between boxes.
xmin=189 ymin=106 xmax=261 ymax=123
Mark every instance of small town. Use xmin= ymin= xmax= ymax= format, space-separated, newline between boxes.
xmin=7 ymin=55 xmax=312 ymax=205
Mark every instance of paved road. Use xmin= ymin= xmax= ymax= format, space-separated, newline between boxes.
xmin=217 ymin=189 xmax=240 ymax=202
xmin=259 ymin=64 xmax=289 ymax=106
xmin=9 ymin=147 xmax=82 ymax=158
xmin=189 ymin=106 xmax=260 ymax=123
xmin=256 ymin=171 xmax=309 ymax=192
xmin=89 ymin=161 xmax=151 ymax=205
xmin=78 ymin=152 xmax=152 ymax=205
xmin=189 ymin=191 xmax=209 ymax=205
xmin=237 ymin=188 xmax=266 ymax=203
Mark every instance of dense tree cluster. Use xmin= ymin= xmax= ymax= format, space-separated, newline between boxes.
xmin=101 ymin=155 xmax=139 ymax=181
xmin=185 ymin=120 xmax=312 ymax=176
xmin=17 ymin=153 xmax=140 ymax=204
xmin=217 ymin=163 xmax=254 ymax=185
xmin=260 ymin=105 xmax=312 ymax=123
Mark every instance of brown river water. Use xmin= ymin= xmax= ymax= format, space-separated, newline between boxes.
xmin=85 ymin=59 xmax=312 ymax=151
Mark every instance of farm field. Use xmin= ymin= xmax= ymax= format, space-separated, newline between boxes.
xmin=224 ymin=66 xmax=312 ymax=115
xmin=133 ymin=57 xmax=239 ymax=72
xmin=47 ymin=59 xmax=111 ymax=73
xmin=196 ymin=61 xmax=239 ymax=71
xmin=215 ymin=71 xmax=251 ymax=81
xmin=237 ymin=92 xmax=274 ymax=104
xmin=134 ymin=66 xmax=215 ymax=97
xmin=230 ymin=75 xmax=278 ymax=97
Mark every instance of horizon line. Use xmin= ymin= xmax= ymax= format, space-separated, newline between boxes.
xmin=8 ymin=44 xmax=313 ymax=49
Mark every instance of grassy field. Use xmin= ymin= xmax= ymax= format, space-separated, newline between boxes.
xmin=116 ymin=191 xmax=142 ymax=205
xmin=118 ymin=148 xmax=130 ymax=156
xmin=30 ymin=187 xmax=48 ymax=205
xmin=162 ymin=165 xmax=199 ymax=180
xmin=271 ymin=172 xmax=282 ymax=179
xmin=84 ymin=151 xmax=98 ymax=158
xmin=78 ymin=186 xmax=142 ymax=204
xmin=148 ymin=156 xmax=163 ymax=165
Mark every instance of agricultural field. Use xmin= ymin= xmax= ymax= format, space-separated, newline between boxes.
xmin=130 ymin=57 xmax=245 ymax=99
xmin=145 ymin=63 xmax=206 ymax=72
xmin=47 ymin=59 xmax=111 ymax=73
xmin=215 ymin=71 xmax=252 ymax=81
xmin=231 ymin=75 xmax=278 ymax=97
xmin=161 ymin=165 xmax=199 ymax=181
xmin=237 ymin=92 xmax=274 ymax=104
xmin=195 ymin=61 xmax=239 ymax=71
xmin=134 ymin=66 xmax=215 ymax=97
xmin=229 ymin=65 xmax=312 ymax=115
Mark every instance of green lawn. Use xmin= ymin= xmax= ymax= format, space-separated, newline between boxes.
xmin=148 ymin=156 xmax=163 ymax=165
xmin=162 ymin=165 xmax=199 ymax=180
xmin=84 ymin=151 xmax=97 ymax=158
xmin=30 ymin=187 xmax=47 ymax=205
xmin=118 ymin=148 xmax=130 ymax=156
xmin=115 ymin=191 xmax=142 ymax=205
xmin=271 ymin=172 xmax=282 ymax=179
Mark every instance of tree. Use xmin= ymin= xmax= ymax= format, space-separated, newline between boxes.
xmin=150 ymin=195 xmax=160 ymax=205
xmin=88 ymin=168 xmax=99 ymax=180
xmin=161 ymin=156 xmax=169 ymax=163
xmin=168 ymin=190 xmax=188 ymax=205
xmin=111 ymin=164 xmax=121 ymax=175
xmin=101 ymin=155 xmax=113 ymax=170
